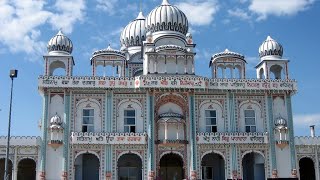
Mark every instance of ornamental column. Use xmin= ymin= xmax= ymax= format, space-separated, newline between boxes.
xmin=147 ymin=91 xmax=155 ymax=180
xmin=105 ymin=91 xmax=113 ymax=180
xmin=39 ymin=92 xmax=49 ymax=180
xmin=188 ymin=93 xmax=197 ymax=180
xmin=62 ymin=90 xmax=71 ymax=180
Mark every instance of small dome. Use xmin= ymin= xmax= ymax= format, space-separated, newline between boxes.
xmin=146 ymin=0 xmax=189 ymax=35
xmin=186 ymin=32 xmax=192 ymax=39
xmin=275 ymin=117 xmax=287 ymax=127
xmin=50 ymin=114 xmax=62 ymax=125
xmin=92 ymin=45 xmax=125 ymax=57
xmin=47 ymin=30 xmax=73 ymax=55
xmin=259 ymin=36 xmax=283 ymax=59
xmin=120 ymin=12 xmax=146 ymax=47
xmin=212 ymin=49 xmax=245 ymax=60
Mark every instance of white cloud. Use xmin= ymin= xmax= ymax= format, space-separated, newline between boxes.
xmin=49 ymin=0 xmax=86 ymax=34
xmin=228 ymin=8 xmax=251 ymax=21
xmin=96 ymin=0 xmax=117 ymax=15
xmin=248 ymin=0 xmax=315 ymax=20
xmin=176 ymin=0 xmax=219 ymax=26
xmin=294 ymin=113 xmax=320 ymax=126
xmin=0 ymin=0 xmax=86 ymax=61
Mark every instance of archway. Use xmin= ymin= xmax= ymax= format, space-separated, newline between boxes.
xmin=17 ymin=159 xmax=36 ymax=180
xmin=160 ymin=153 xmax=184 ymax=180
xmin=242 ymin=152 xmax=265 ymax=180
xmin=201 ymin=153 xmax=225 ymax=180
xmin=0 ymin=158 xmax=13 ymax=180
xmin=299 ymin=157 xmax=316 ymax=180
xmin=75 ymin=153 xmax=100 ymax=180
xmin=117 ymin=153 xmax=142 ymax=180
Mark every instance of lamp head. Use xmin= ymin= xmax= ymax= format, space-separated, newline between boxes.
xmin=9 ymin=69 xmax=18 ymax=78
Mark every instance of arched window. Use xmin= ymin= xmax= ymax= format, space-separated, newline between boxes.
xmin=244 ymin=110 xmax=256 ymax=132
xmin=124 ymin=109 xmax=136 ymax=133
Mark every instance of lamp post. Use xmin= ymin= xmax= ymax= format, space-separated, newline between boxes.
xmin=4 ymin=69 xmax=18 ymax=180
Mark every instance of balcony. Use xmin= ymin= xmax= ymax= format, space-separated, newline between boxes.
xmin=70 ymin=132 xmax=147 ymax=145
xmin=155 ymin=139 xmax=188 ymax=145
xmin=197 ymin=132 xmax=269 ymax=144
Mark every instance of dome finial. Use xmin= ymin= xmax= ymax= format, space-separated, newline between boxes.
xmin=162 ymin=0 xmax=170 ymax=5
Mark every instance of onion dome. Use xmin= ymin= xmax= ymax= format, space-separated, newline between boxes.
xmin=120 ymin=12 xmax=146 ymax=47
xmin=50 ymin=114 xmax=63 ymax=129
xmin=275 ymin=117 xmax=287 ymax=128
xmin=212 ymin=49 xmax=245 ymax=61
xmin=146 ymin=0 xmax=189 ymax=35
xmin=47 ymin=30 xmax=73 ymax=55
xmin=259 ymin=36 xmax=283 ymax=59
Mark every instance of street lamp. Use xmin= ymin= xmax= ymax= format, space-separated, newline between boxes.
xmin=4 ymin=69 xmax=18 ymax=180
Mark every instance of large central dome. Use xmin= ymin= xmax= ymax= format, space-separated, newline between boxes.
xmin=145 ymin=0 xmax=189 ymax=35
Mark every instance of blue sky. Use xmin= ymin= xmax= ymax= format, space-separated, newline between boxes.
xmin=0 ymin=0 xmax=319 ymax=137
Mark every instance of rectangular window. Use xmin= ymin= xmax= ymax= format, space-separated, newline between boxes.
xmin=205 ymin=110 xmax=217 ymax=133
xmin=82 ymin=109 xmax=94 ymax=132
xmin=245 ymin=110 xmax=256 ymax=132
xmin=124 ymin=110 xmax=136 ymax=133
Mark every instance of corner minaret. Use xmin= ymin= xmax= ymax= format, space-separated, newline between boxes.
xmin=256 ymin=36 xmax=289 ymax=79
xmin=44 ymin=30 xmax=75 ymax=76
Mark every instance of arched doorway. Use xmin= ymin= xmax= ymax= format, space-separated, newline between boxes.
xmin=75 ymin=153 xmax=100 ymax=180
xmin=0 ymin=158 xmax=13 ymax=180
xmin=201 ymin=153 xmax=225 ymax=180
xmin=242 ymin=152 xmax=265 ymax=180
xmin=160 ymin=153 xmax=184 ymax=180
xmin=17 ymin=158 xmax=36 ymax=180
xmin=117 ymin=153 xmax=142 ymax=180
xmin=299 ymin=157 xmax=316 ymax=180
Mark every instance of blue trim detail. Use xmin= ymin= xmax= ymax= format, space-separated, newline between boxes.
xmin=147 ymin=93 xmax=155 ymax=171
xmin=189 ymin=95 xmax=197 ymax=170
xmin=40 ymin=94 xmax=49 ymax=171
xmin=267 ymin=96 xmax=277 ymax=170
xmin=105 ymin=91 xmax=113 ymax=172
xmin=286 ymin=96 xmax=296 ymax=169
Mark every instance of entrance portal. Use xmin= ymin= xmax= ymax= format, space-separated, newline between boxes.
xmin=75 ymin=153 xmax=100 ymax=180
xmin=299 ymin=157 xmax=316 ymax=180
xmin=0 ymin=158 xmax=12 ymax=180
xmin=17 ymin=159 xmax=36 ymax=180
xmin=118 ymin=153 xmax=142 ymax=180
xmin=242 ymin=152 xmax=265 ymax=180
xmin=160 ymin=153 xmax=184 ymax=180
xmin=201 ymin=153 xmax=225 ymax=180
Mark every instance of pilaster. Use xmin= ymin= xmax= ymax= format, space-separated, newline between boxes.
xmin=147 ymin=91 xmax=155 ymax=180
xmin=188 ymin=93 xmax=197 ymax=179
xmin=267 ymin=95 xmax=277 ymax=172
xmin=105 ymin=91 xmax=113 ymax=179
xmin=39 ymin=92 xmax=49 ymax=178
xmin=286 ymin=95 xmax=297 ymax=172
xmin=62 ymin=91 xmax=71 ymax=179
xmin=228 ymin=92 xmax=237 ymax=178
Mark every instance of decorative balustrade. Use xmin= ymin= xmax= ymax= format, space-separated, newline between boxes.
xmin=0 ymin=136 xmax=41 ymax=146
xmin=70 ymin=132 xmax=147 ymax=145
xmin=39 ymin=75 xmax=297 ymax=91
xmin=197 ymin=132 xmax=269 ymax=144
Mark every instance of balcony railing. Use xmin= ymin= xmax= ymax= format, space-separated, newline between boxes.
xmin=70 ymin=132 xmax=147 ymax=145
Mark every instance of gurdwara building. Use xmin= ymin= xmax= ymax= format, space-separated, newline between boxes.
xmin=1 ymin=0 xmax=319 ymax=180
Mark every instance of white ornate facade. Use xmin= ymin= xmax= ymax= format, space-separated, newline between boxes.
xmin=0 ymin=0 xmax=318 ymax=180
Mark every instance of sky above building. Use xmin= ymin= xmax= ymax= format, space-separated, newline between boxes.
xmin=0 ymin=0 xmax=319 ymax=137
